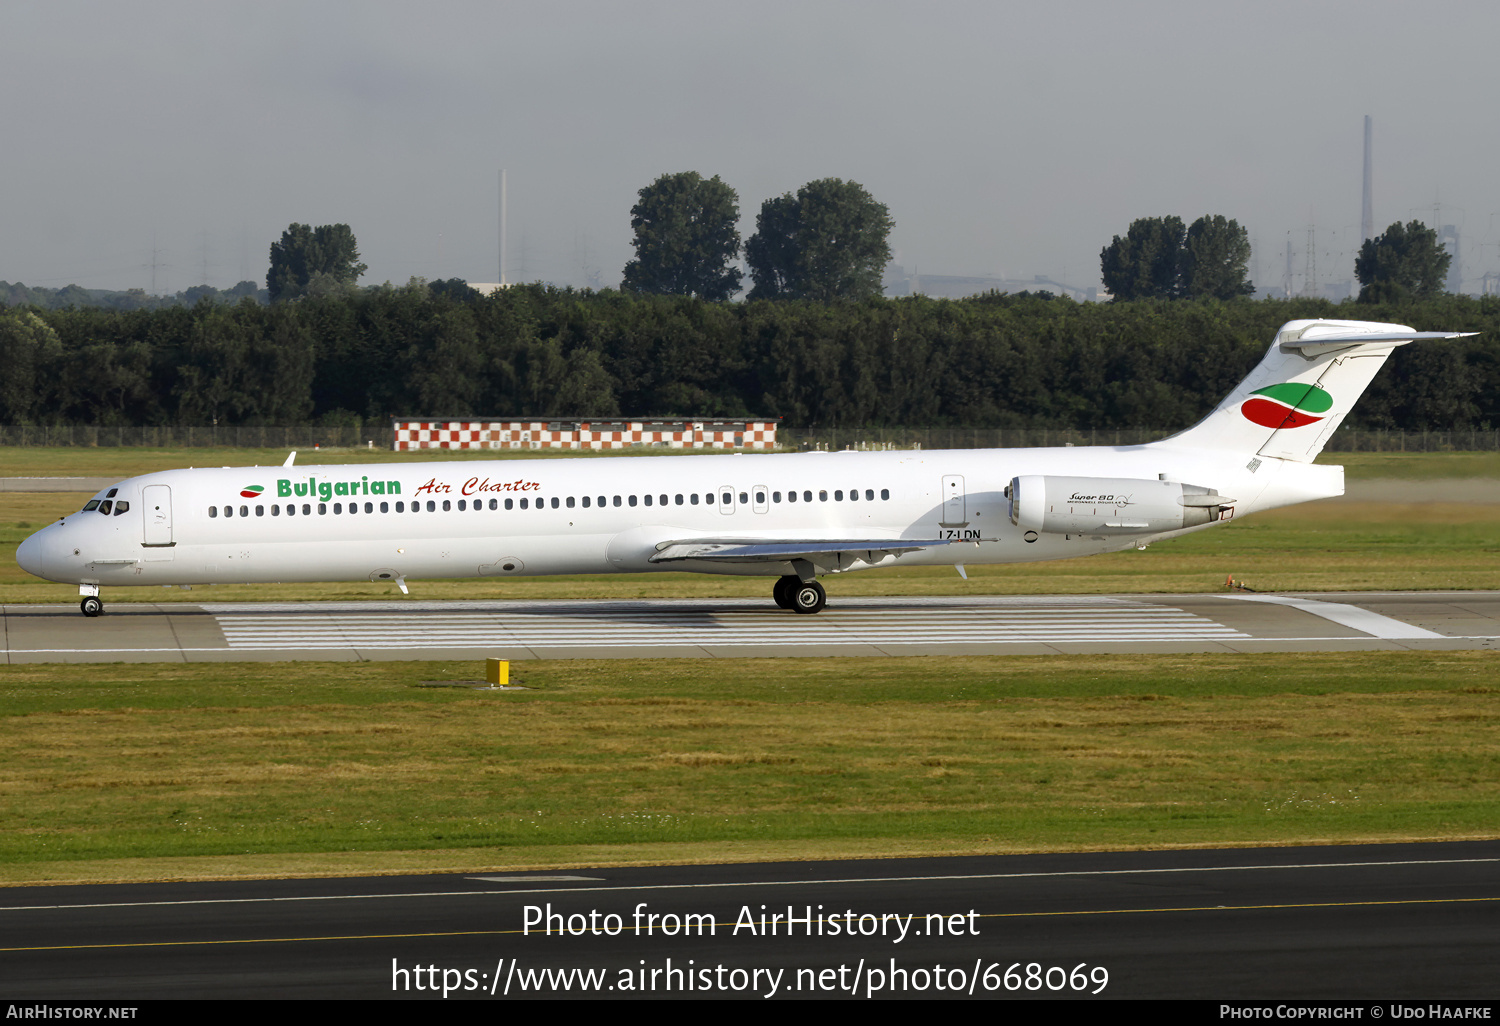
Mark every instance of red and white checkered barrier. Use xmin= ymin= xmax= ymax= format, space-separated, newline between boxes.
xmin=392 ymin=419 xmax=778 ymax=451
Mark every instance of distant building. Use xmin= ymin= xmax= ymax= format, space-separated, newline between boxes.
xmin=884 ymin=267 xmax=1098 ymax=301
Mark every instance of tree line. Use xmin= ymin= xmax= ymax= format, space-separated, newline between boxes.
xmin=1101 ymin=215 xmax=1453 ymax=303
xmin=3 ymin=285 xmax=1497 ymax=432
xmin=621 ymin=173 xmax=893 ymax=302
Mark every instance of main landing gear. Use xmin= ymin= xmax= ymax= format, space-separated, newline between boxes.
xmin=773 ymin=575 xmax=826 ymax=615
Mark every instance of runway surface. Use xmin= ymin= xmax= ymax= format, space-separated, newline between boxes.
xmin=3 ymin=591 xmax=1499 ymax=662
xmin=2 ymin=841 xmax=1496 ymax=999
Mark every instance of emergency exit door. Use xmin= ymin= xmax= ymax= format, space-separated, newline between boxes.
xmin=940 ymin=475 xmax=967 ymax=526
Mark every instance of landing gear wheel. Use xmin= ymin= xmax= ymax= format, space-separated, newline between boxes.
xmin=80 ymin=596 xmax=103 ymax=617
xmin=790 ymin=579 xmax=826 ymax=615
xmin=772 ymin=575 xmax=799 ymax=609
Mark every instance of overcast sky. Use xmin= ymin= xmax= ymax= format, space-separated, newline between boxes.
xmin=3 ymin=0 xmax=1497 ymax=296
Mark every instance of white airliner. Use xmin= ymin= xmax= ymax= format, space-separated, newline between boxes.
xmin=16 ymin=318 xmax=1472 ymax=617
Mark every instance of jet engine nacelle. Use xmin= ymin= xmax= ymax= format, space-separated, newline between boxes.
xmin=1008 ymin=475 xmax=1233 ymax=535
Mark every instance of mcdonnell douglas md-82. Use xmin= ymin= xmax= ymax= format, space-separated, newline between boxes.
xmin=17 ymin=319 xmax=1473 ymax=617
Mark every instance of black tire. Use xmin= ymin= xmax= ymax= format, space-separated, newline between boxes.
xmin=790 ymin=580 xmax=826 ymax=615
xmin=80 ymin=596 xmax=103 ymax=618
xmin=772 ymin=575 xmax=799 ymax=609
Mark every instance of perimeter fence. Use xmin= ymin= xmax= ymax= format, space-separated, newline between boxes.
xmin=1 ymin=424 xmax=1498 ymax=452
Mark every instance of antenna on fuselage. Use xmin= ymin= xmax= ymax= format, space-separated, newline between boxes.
xmin=283 ymin=451 xmax=296 ymax=467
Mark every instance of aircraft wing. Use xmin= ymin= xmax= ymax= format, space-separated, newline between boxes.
xmin=649 ymin=537 xmax=978 ymax=570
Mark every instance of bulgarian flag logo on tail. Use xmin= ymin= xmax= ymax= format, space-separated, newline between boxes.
xmin=1240 ymin=383 xmax=1333 ymax=429
xmin=240 ymin=485 xmax=265 ymax=499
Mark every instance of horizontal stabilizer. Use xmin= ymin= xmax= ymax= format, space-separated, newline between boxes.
xmin=1281 ymin=330 xmax=1476 ymax=355
xmin=650 ymin=538 xmax=974 ymax=564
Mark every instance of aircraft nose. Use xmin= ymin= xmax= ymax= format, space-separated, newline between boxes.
xmin=16 ymin=530 xmax=46 ymax=579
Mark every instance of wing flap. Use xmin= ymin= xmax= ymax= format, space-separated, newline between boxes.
xmin=649 ymin=538 xmax=974 ymax=565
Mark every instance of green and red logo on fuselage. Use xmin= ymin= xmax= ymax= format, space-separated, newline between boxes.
xmin=240 ymin=485 xmax=265 ymax=499
xmin=1240 ymin=383 xmax=1333 ymax=429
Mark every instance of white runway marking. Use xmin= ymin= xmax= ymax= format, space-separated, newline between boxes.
xmin=209 ymin=598 xmax=1250 ymax=650
xmin=1222 ymin=594 xmax=1447 ymax=639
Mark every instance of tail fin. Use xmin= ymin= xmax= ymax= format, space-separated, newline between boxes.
xmin=1158 ymin=318 xmax=1475 ymax=462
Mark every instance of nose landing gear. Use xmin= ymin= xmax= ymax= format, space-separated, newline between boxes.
xmin=79 ymin=585 xmax=103 ymax=617
xmin=772 ymin=575 xmax=826 ymax=614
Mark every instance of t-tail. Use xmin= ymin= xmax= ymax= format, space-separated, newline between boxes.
xmin=1158 ymin=319 xmax=1475 ymax=461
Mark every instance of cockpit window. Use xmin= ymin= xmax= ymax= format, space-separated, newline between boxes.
xmin=98 ymin=500 xmax=113 ymax=515
xmin=106 ymin=488 xmax=118 ymax=499
xmin=82 ymin=500 xmax=100 ymax=512
xmin=114 ymin=501 xmax=130 ymax=515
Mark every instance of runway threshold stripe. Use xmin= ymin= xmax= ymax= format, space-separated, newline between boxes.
xmin=6 ymin=896 xmax=1498 ymax=953
xmin=7 ymin=857 xmax=1496 ymax=912
xmin=213 ymin=606 xmax=1254 ymax=648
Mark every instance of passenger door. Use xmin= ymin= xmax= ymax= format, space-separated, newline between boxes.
xmin=142 ymin=485 xmax=174 ymax=549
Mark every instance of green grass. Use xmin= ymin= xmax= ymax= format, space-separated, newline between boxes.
xmin=0 ymin=653 xmax=1494 ymax=883
xmin=1319 ymin=450 xmax=1500 ymax=480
